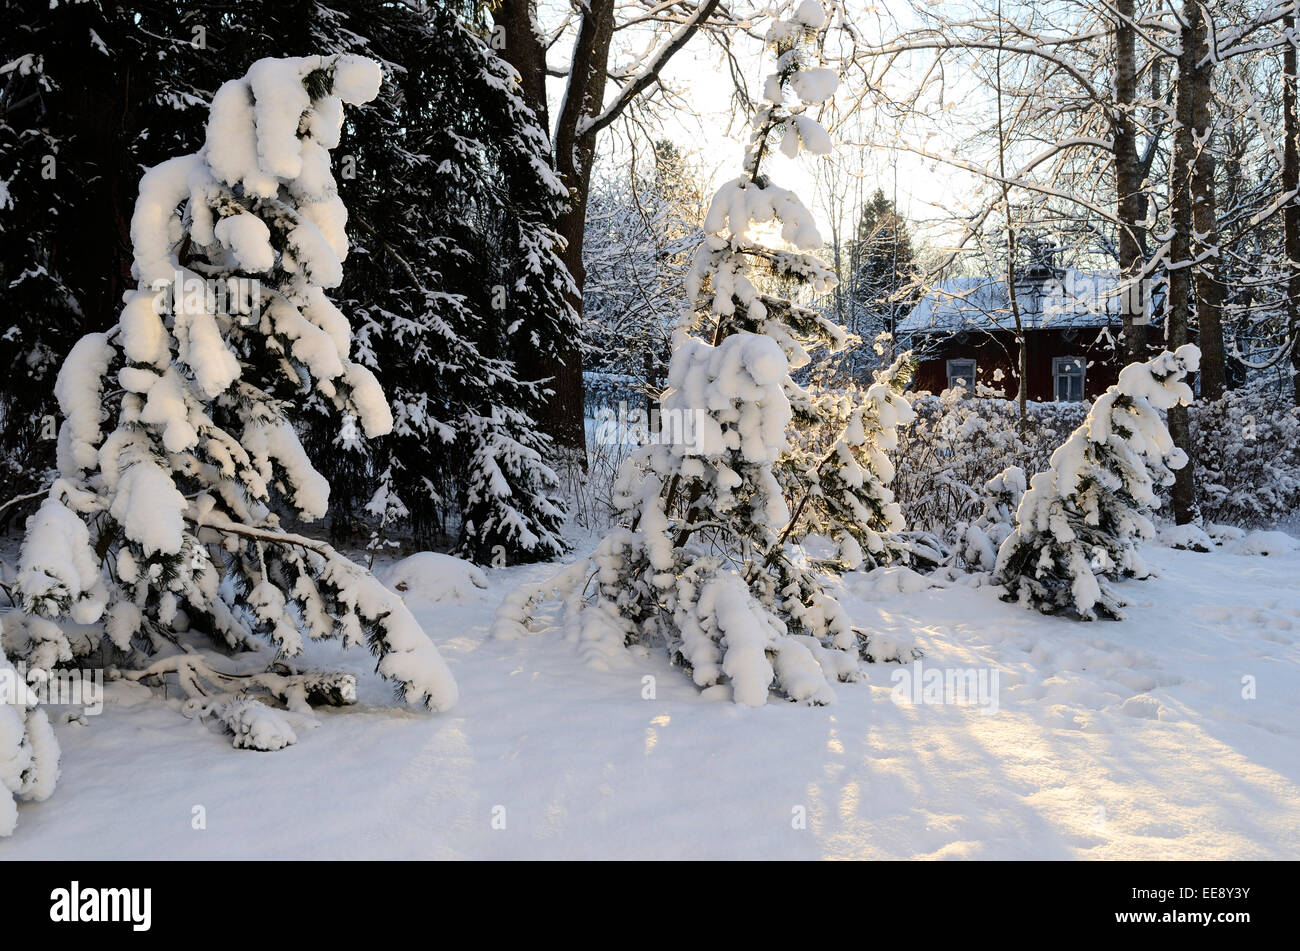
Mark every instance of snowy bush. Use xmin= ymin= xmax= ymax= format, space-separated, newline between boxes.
xmin=890 ymin=384 xmax=1299 ymax=547
xmin=1230 ymin=530 xmax=1299 ymax=556
xmin=8 ymin=55 xmax=458 ymax=787
xmin=1191 ymin=389 xmax=1300 ymax=529
xmin=995 ymin=346 xmax=1201 ymax=619
xmin=494 ymin=3 xmax=913 ymax=705
xmin=960 ymin=466 xmax=1027 ymax=572
xmin=892 ymin=391 xmax=1086 ymax=543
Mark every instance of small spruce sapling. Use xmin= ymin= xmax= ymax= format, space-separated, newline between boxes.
xmin=995 ymin=345 xmax=1201 ymax=618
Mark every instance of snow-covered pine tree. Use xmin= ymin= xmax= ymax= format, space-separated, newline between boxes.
xmin=0 ymin=1 xmax=146 ymax=505
xmin=995 ymin=345 xmax=1201 ymax=619
xmin=0 ymin=2 xmax=569 ymax=565
xmin=308 ymin=7 xmax=572 ymax=565
xmin=9 ymin=55 xmax=458 ymax=757
xmin=494 ymin=0 xmax=911 ymax=705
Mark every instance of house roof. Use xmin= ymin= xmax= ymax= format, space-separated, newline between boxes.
xmin=897 ymin=269 xmax=1127 ymax=336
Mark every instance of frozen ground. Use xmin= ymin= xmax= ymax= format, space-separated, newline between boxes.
xmin=3 ymin=536 xmax=1298 ymax=859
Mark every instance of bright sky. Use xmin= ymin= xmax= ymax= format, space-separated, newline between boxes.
xmin=541 ymin=0 xmax=986 ymax=262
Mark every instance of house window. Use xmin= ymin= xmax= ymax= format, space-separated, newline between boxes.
xmin=946 ymin=359 xmax=977 ymax=394
xmin=1053 ymin=356 xmax=1086 ymax=402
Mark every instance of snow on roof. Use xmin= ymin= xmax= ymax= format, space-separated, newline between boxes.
xmin=897 ymin=269 xmax=1125 ymax=335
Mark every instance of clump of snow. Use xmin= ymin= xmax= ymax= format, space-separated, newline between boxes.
xmin=52 ymin=333 xmax=113 ymax=473
xmin=794 ymin=0 xmax=827 ymax=29
xmin=844 ymin=564 xmax=934 ymax=601
xmin=1157 ymin=522 xmax=1214 ymax=553
xmin=220 ymin=699 xmax=298 ymax=751
xmin=697 ymin=178 xmax=823 ymax=256
xmin=1205 ymin=522 xmax=1246 ymax=543
xmin=1231 ymin=531 xmax=1298 ymax=557
xmin=331 ymin=55 xmax=383 ymax=105
xmin=1120 ymin=694 xmax=1165 ymax=719
xmin=214 ymin=212 xmax=275 ymax=272
xmin=242 ymin=418 xmax=331 ymax=521
xmin=381 ymin=552 xmax=489 ymax=605
xmin=790 ymin=69 xmax=837 ymax=104
xmin=108 ymin=459 xmax=188 ymax=556
xmin=17 ymin=497 xmax=109 ymax=625
xmin=247 ymin=57 xmax=314 ymax=179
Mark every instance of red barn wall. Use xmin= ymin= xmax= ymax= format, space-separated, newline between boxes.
xmin=909 ymin=327 xmax=1124 ymax=401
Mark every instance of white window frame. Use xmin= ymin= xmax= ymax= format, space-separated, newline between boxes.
xmin=946 ymin=358 xmax=977 ymax=394
xmin=1053 ymin=355 xmax=1086 ymax=402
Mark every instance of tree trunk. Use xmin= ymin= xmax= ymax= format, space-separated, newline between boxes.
xmin=497 ymin=0 xmax=550 ymax=132
xmin=1017 ymin=328 xmax=1028 ymax=421
xmin=1286 ymin=15 xmax=1300 ymax=405
xmin=994 ymin=2 xmax=1026 ymax=427
xmin=1114 ymin=0 xmax=1148 ymax=362
xmin=1190 ymin=23 xmax=1225 ymax=400
xmin=1006 ymin=229 xmax=1027 ymax=424
xmin=497 ymin=0 xmax=597 ymax=453
xmin=1167 ymin=0 xmax=1204 ymax=525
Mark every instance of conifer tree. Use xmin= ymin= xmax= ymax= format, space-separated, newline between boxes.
xmin=10 ymin=56 xmax=458 ymax=759
xmin=320 ymin=8 xmax=573 ymax=565
xmin=0 ymin=1 xmax=149 ymax=502
xmin=995 ymin=346 xmax=1202 ymax=618
xmin=495 ymin=1 xmax=915 ymax=704
xmin=845 ymin=188 xmax=919 ymax=340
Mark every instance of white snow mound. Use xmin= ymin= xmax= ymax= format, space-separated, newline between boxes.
xmin=844 ymin=564 xmax=932 ymax=601
xmin=381 ymin=552 xmax=489 ymax=604
xmin=1232 ymin=531 xmax=1299 ymax=557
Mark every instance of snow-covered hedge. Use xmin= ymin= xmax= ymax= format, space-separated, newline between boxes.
xmin=1193 ymin=389 xmax=1300 ymax=529
xmin=891 ymin=391 xmax=1086 ymax=542
xmin=890 ymin=386 xmax=1300 ymax=541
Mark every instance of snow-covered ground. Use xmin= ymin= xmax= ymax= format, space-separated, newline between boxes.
xmin=4 ymin=537 xmax=1298 ymax=859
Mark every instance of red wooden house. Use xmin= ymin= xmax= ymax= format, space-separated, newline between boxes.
xmin=897 ymin=268 xmax=1155 ymax=402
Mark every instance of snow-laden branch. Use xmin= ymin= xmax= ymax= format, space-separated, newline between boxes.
xmin=578 ymin=0 xmax=723 ymax=138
